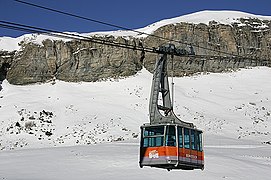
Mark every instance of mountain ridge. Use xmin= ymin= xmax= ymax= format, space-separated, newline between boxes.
xmin=1 ymin=10 xmax=271 ymax=52
xmin=1 ymin=10 xmax=271 ymax=85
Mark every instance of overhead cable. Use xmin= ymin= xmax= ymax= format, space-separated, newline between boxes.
xmin=0 ymin=20 xmax=157 ymax=53
xmin=0 ymin=20 xmax=269 ymax=63
xmin=14 ymin=0 xmax=255 ymax=58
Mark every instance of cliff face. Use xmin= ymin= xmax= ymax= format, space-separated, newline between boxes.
xmin=143 ymin=18 xmax=271 ymax=75
xmin=3 ymin=37 xmax=142 ymax=85
xmin=1 ymin=17 xmax=271 ymax=85
xmin=0 ymin=51 xmax=13 ymax=82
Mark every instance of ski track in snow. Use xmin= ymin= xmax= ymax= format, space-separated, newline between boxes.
xmin=0 ymin=67 xmax=271 ymax=179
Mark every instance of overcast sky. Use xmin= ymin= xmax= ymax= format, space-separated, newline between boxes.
xmin=1 ymin=0 xmax=271 ymax=37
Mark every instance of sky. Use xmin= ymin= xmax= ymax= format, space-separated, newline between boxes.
xmin=1 ymin=0 xmax=271 ymax=37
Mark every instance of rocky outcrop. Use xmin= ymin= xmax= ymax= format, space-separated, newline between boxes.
xmin=4 ymin=37 xmax=142 ymax=85
xmin=0 ymin=51 xmax=13 ymax=82
xmin=143 ymin=18 xmax=271 ymax=74
xmin=1 ymin=17 xmax=271 ymax=85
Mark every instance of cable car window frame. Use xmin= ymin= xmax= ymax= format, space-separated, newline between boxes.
xmin=191 ymin=129 xmax=197 ymax=150
xmin=177 ymin=126 xmax=183 ymax=148
xmin=197 ymin=131 xmax=203 ymax=152
xmin=165 ymin=125 xmax=176 ymax=146
xmin=142 ymin=126 xmax=165 ymax=147
xmin=184 ymin=128 xmax=190 ymax=149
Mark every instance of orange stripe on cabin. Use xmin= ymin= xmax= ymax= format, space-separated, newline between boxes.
xmin=142 ymin=147 xmax=204 ymax=161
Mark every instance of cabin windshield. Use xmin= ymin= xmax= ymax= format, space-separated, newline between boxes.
xmin=166 ymin=125 xmax=176 ymax=146
xmin=143 ymin=126 xmax=164 ymax=147
xmin=197 ymin=131 xmax=203 ymax=151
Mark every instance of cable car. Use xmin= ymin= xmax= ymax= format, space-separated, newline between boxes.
xmin=139 ymin=44 xmax=204 ymax=171
xmin=139 ymin=124 xmax=204 ymax=170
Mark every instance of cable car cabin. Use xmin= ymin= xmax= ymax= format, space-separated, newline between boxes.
xmin=139 ymin=44 xmax=204 ymax=171
xmin=139 ymin=124 xmax=204 ymax=171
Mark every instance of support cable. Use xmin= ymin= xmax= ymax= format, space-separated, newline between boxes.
xmin=0 ymin=20 xmax=269 ymax=63
xmin=0 ymin=20 xmax=155 ymax=53
xmin=14 ymin=0 xmax=263 ymax=59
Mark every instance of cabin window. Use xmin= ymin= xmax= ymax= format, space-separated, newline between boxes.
xmin=143 ymin=126 xmax=164 ymax=147
xmin=143 ymin=137 xmax=164 ymax=147
xmin=191 ymin=130 xmax=196 ymax=150
xmin=166 ymin=126 xmax=176 ymax=146
xmin=177 ymin=127 xmax=183 ymax=148
xmin=184 ymin=128 xmax=190 ymax=149
xmin=144 ymin=126 xmax=164 ymax=136
xmin=197 ymin=131 xmax=203 ymax=151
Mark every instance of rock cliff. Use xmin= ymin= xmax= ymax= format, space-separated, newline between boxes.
xmin=1 ymin=17 xmax=271 ymax=85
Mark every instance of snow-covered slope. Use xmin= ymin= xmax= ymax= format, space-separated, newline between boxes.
xmin=88 ymin=10 xmax=271 ymax=38
xmin=0 ymin=33 xmax=74 ymax=52
xmin=0 ymin=67 xmax=271 ymax=151
xmin=1 ymin=10 xmax=271 ymax=51
xmin=0 ymin=142 xmax=270 ymax=180
xmin=0 ymin=69 xmax=152 ymax=150
xmin=0 ymin=67 xmax=271 ymax=179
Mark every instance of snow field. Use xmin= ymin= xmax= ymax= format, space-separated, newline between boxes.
xmin=0 ymin=67 xmax=271 ymax=179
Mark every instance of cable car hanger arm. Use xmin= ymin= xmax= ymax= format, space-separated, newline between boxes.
xmin=149 ymin=44 xmax=194 ymax=128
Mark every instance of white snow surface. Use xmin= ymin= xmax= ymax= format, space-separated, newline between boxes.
xmin=0 ymin=67 xmax=271 ymax=179
xmin=0 ymin=33 xmax=73 ymax=52
xmin=1 ymin=10 xmax=271 ymax=51
xmin=87 ymin=10 xmax=271 ymax=38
